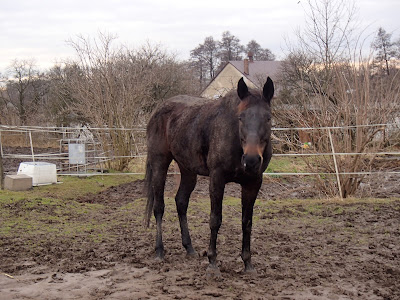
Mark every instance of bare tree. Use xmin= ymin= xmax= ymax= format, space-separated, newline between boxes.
xmin=396 ymin=37 xmax=400 ymax=58
xmin=299 ymin=0 xmax=357 ymax=66
xmin=372 ymin=27 xmax=398 ymax=75
xmin=189 ymin=36 xmax=220 ymax=90
xmin=190 ymin=44 xmax=207 ymax=92
xmin=60 ymin=33 xmax=196 ymax=170
xmin=0 ymin=59 xmax=48 ymax=125
xmin=277 ymin=0 xmax=400 ymax=198
xmin=246 ymin=40 xmax=276 ymax=60
xmin=202 ymin=36 xmax=220 ymax=80
xmin=47 ymin=63 xmax=84 ymax=126
xmin=218 ymin=31 xmax=244 ymax=62
xmin=282 ymin=0 xmax=357 ymax=101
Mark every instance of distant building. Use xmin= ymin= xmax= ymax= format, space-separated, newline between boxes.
xmin=201 ymin=53 xmax=282 ymax=99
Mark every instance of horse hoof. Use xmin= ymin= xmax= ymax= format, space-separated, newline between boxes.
xmin=244 ymin=267 xmax=257 ymax=275
xmin=186 ymin=250 xmax=198 ymax=259
xmin=206 ymin=265 xmax=221 ymax=278
xmin=244 ymin=264 xmax=257 ymax=275
xmin=154 ymin=255 xmax=164 ymax=262
xmin=155 ymin=249 xmax=164 ymax=261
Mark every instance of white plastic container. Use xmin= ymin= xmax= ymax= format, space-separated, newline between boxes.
xmin=17 ymin=162 xmax=57 ymax=186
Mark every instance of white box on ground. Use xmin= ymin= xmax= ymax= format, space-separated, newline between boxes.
xmin=17 ymin=162 xmax=57 ymax=186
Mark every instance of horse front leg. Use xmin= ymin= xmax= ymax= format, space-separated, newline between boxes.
xmin=241 ymin=179 xmax=262 ymax=273
xmin=207 ymin=173 xmax=225 ymax=276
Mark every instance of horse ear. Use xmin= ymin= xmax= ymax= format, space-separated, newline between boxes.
xmin=237 ymin=77 xmax=248 ymax=100
xmin=263 ymin=77 xmax=274 ymax=103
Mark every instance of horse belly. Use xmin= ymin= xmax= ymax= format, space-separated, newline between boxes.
xmin=170 ymin=147 xmax=209 ymax=176
xmin=168 ymin=133 xmax=210 ymax=176
xmin=165 ymin=105 xmax=212 ymax=176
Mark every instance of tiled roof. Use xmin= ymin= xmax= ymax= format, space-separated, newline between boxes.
xmin=229 ymin=60 xmax=282 ymax=87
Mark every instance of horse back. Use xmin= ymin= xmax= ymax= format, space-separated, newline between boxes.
xmin=147 ymin=94 xmax=240 ymax=176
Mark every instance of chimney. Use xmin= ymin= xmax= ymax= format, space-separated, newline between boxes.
xmin=244 ymin=59 xmax=249 ymax=75
xmin=248 ymin=51 xmax=254 ymax=62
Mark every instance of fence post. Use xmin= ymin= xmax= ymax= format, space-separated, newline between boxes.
xmin=0 ymin=130 xmax=3 ymax=157
xmin=29 ymin=130 xmax=35 ymax=162
xmin=0 ymin=130 xmax=3 ymax=190
xmin=328 ymin=129 xmax=343 ymax=200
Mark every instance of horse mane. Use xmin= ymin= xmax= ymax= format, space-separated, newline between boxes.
xmin=218 ymin=87 xmax=263 ymax=115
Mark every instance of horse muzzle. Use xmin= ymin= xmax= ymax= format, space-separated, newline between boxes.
xmin=242 ymin=153 xmax=263 ymax=174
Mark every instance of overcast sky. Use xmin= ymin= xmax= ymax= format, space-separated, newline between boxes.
xmin=1 ymin=0 xmax=399 ymax=73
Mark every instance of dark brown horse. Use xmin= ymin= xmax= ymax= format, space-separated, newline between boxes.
xmin=144 ymin=77 xmax=274 ymax=275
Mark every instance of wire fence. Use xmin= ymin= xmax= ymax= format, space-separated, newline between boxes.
xmin=0 ymin=123 xmax=399 ymax=197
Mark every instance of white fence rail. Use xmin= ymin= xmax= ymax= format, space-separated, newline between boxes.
xmin=0 ymin=124 xmax=399 ymax=197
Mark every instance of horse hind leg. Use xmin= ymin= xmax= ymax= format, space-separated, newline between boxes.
xmin=175 ymin=167 xmax=197 ymax=257
xmin=149 ymin=154 xmax=172 ymax=260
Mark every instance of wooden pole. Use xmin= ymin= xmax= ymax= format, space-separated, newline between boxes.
xmin=0 ymin=151 xmax=3 ymax=190
xmin=0 ymin=131 xmax=3 ymax=190
xmin=328 ymin=129 xmax=343 ymax=200
xmin=0 ymin=130 xmax=3 ymax=157
xmin=29 ymin=130 xmax=35 ymax=162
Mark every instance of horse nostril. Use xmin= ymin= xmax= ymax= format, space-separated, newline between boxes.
xmin=242 ymin=154 xmax=262 ymax=172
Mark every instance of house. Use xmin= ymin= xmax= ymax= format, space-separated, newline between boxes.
xmin=200 ymin=55 xmax=312 ymax=149
xmin=201 ymin=54 xmax=282 ymax=99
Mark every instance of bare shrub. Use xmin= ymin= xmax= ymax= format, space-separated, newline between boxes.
xmin=51 ymin=33 xmax=197 ymax=170
xmin=0 ymin=59 xmax=50 ymax=126
xmin=277 ymin=0 xmax=400 ymax=198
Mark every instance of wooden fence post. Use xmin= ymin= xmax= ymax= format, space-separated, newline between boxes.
xmin=0 ymin=130 xmax=3 ymax=190
xmin=29 ymin=130 xmax=35 ymax=162
xmin=328 ymin=129 xmax=343 ymax=200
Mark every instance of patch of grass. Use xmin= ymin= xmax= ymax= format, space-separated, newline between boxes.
xmin=224 ymin=196 xmax=241 ymax=206
xmin=0 ymin=194 xmax=108 ymax=239
xmin=0 ymin=175 xmax=139 ymax=205
xmin=42 ymin=175 xmax=141 ymax=199
xmin=265 ymin=157 xmax=308 ymax=174
xmin=0 ymin=175 xmax=139 ymax=243
xmin=0 ymin=192 xmax=28 ymax=205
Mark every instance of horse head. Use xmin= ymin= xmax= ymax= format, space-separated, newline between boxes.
xmin=237 ymin=77 xmax=274 ymax=175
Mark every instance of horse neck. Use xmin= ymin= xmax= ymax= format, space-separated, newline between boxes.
xmin=219 ymin=92 xmax=241 ymax=115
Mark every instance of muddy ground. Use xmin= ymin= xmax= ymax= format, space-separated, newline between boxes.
xmin=1 ymin=147 xmax=400 ymax=299
xmin=1 ymin=173 xmax=400 ymax=300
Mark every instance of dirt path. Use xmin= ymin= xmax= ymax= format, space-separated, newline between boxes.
xmin=1 ymin=176 xmax=400 ymax=299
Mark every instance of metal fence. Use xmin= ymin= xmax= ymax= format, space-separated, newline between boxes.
xmin=0 ymin=125 xmax=147 ymax=174
xmin=1 ymin=123 xmax=399 ymax=197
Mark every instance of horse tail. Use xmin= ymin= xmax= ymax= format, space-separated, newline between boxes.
xmin=144 ymin=157 xmax=154 ymax=227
